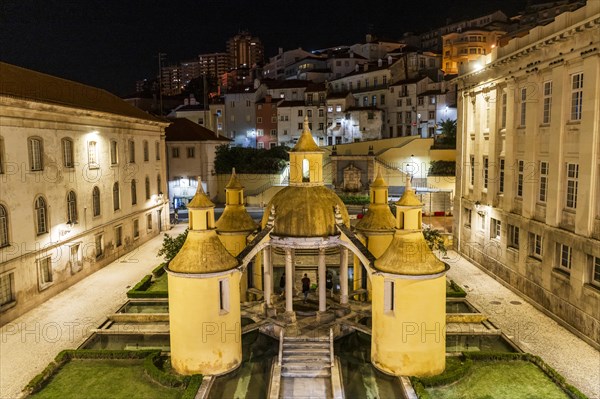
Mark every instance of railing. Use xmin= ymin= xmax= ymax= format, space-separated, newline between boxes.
xmin=278 ymin=329 xmax=284 ymax=366
xmin=329 ymin=328 xmax=334 ymax=367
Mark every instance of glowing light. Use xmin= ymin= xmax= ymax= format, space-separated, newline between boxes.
xmin=472 ymin=63 xmax=483 ymax=72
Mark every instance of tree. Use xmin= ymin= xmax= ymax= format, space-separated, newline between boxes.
xmin=157 ymin=229 xmax=188 ymax=262
xmin=423 ymin=227 xmax=447 ymax=256
xmin=436 ymin=118 xmax=457 ymax=148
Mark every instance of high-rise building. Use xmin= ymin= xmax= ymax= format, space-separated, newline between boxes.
xmin=161 ymin=64 xmax=183 ymax=96
xmin=179 ymin=59 xmax=201 ymax=88
xmin=198 ymin=52 xmax=229 ymax=80
xmin=226 ymin=31 xmax=264 ymax=69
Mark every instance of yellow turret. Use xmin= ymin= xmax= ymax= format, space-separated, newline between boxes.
xmin=216 ymin=168 xmax=258 ymax=300
xmin=167 ymin=178 xmax=242 ymax=375
xmin=288 ymin=116 xmax=324 ymax=186
xmin=370 ymin=175 xmax=447 ymax=377
xmin=353 ymin=167 xmax=396 ymax=299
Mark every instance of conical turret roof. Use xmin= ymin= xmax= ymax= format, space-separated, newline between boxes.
xmin=187 ymin=179 xmax=215 ymax=208
xmin=355 ymin=168 xmax=395 ymax=232
xmin=290 ymin=116 xmax=322 ymax=152
xmin=374 ymin=230 xmax=446 ymax=275
xmin=216 ymin=169 xmax=258 ymax=233
xmin=396 ymin=175 xmax=422 ymax=207
xmin=225 ymin=168 xmax=244 ymax=190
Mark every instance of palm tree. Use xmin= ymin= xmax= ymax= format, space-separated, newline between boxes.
xmin=437 ymin=119 xmax=457 ymax=147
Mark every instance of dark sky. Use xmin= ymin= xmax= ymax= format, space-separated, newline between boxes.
xmin=1 ymin=0 xmax=529 ymax=96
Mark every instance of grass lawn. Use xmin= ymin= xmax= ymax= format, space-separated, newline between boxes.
xmin=30 ymin=359 xmax=183 ymax=399
xmin=147 ymin=274 xmax=168 ymax=292
xmin=426 ymin=360 xmax=570 ymax=399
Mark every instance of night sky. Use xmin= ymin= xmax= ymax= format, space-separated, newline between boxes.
xmin=1 ymin=0 xmax=531 ymax=96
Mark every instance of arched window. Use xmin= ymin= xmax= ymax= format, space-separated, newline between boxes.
xmin=67 ymin=191 xmax=78 ymax=224
xmin=35 ymin=196 xmax=48 ymax=235
xmin=92 ymin=186 xmax=101 ymax=217
xmin=131 ymin=180 xmax=137 ymax=205
xmin=157 ymin=174 xmax=162 ymax=195
xmin=61 ymin=138 xmax=74 ymax=168
xmin=113 ymin=183 xmax=120 ymax=211
xmin=28 ymin=137 xmax=43 ymax=171
xmin=145 ymin=176 xmax=150 ymax=200
xmin=302 ymin=159 xmax=310 ymax=182
xmin=0 ymin=204 xmax=9 ymax=248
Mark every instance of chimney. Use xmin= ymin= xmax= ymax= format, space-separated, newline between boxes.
xmin=388 ymin=55 xmax=393 ymax=65
xmin=377 ymin=58 xmax=383 ymax=67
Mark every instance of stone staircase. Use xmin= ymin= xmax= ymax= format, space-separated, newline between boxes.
xmin=281 ymin=337 xmax=332 ymax=379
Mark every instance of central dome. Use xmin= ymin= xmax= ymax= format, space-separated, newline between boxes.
xmin=261 ymin=185 xmax=350 ymax=237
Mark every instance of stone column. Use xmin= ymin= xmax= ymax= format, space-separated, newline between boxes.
xmin=340 ymin=247 xmax=349 ymax=305
xmin=285 ymin=248 xmax=294 ymax=312
xmin=318 ymin=248 xmax=326 ymax=312
xmin=263 ymin=247 xmax=272 ymax=307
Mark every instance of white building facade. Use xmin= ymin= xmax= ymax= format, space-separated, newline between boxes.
xmin=454 ymin=2 xmax=600 ymax=347
xmin=0 ymin=62 xmax=170 ymax=325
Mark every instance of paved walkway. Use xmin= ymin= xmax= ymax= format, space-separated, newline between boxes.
xmin=444 ymin=250 xmax=600 ymax=399
xmin=0 ymin=224 xmax=187 ymax=399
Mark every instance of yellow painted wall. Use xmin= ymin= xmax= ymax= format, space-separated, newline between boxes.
xmin=371 ymin=274 xmax=446 ymax=377
xmin=217 ymin=234 xmax=250 ymax=300
xmin=169 ymin=272 xmax=242 ymax=375
xmin=289 ymin=153 xmax=323 ymax=184
xmin=429 ymin=149 xmax=456 ymax=162
xmin=216 ymin=173 xmax=284 ymax=203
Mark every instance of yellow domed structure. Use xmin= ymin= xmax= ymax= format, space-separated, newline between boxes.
xmin=261 ymin=117 xmax=349 ymax=237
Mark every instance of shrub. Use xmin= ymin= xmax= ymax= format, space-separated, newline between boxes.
xmin=423 ymin=228 xmax=447 ymax=256
xmin=127 ymin=274 xmax=168 ymax=298
xmin=144 ymin=353 xmax=189 ymax=388
xmin=181 ymin=375 xmax=203 ymax=399
xmin=152 ymin=262 xmax=167 ymax=277
xmin=338 ymin=194 xmax=370 ymax=205
xmin=417 ymin=356 xmax=473 ymax=388
xmin=214 ymin=145 xmax=289 ymax=174
xmin=428 ymin=160 xmax=456 ymax=176
xmin=446 ymin=279 xmax=467 ymax=298
xmin=157 ymin=229 xmax=188 ymax=262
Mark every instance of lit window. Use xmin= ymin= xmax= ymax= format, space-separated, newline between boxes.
xmin=88 ymin=141 xmax=98 ymax=167
xmin=566 ymin=163 xmax=578 ymax=209
xmin=570 ymin=73 xmax=583 ymax=121
xmin=28 ymin=137 xmax=43 ymax=171
xmin=35 ymin=196 xmax=48 ymax=235
xmin=336 ymin=105 xmax=341 ymax=112
xmin=62 ymin=138 xmax=74 ymax=168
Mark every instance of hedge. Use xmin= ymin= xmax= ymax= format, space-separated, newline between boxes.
xmin=152 ymin=263 xmax=167 ymax=278
xmin=181 ymin=375 xmax=203 ymax=399
xmin=127 ymin=274 xmax=168 ymax=298
xmin=338 ymin=194 xmax=370 ymax=205
xmin=144 ymin=352 xmax=189 ymax=388
xmin=417 ymin=356 xmax=473 ymax=388
xmin=446 ymin=279 xmax=467 ymax=298
xmin=411 ymin=352 xmax=588 ymax=399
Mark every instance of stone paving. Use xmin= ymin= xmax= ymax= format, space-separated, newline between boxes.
xmin=444 ymin=250 xmax=600 ymax=399
xmin=0 ymin=224 xmax=187 ymax=399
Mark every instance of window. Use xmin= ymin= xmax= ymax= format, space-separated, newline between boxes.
xmin=327 ymin=106 xmax=333 ymax=113
xmin=230 ymin=101 xmax=235 ymax=108
xmin=500 ymin=92 xmax=507 ymax=129
xmin=67 ymin=191 xmax=77 ymax=224
xmin=570 ymin=73 xmax=583 ymax=121
xmin=88 ymin=141 xmax=98 ymax=167
xmin=146 ymin=213 xmax=153 ymax=231
xmin=62 ymin=138 xmax=74 ymax=168
xmin=529 ymin=233 xmax=543 ymax=258
xmin=110 ymin=140 xmax=118 ymax=165
xmin=256 ymin=129 xmax=264 ymax=136
xmin=405 ymin=111 xmax=412 ymax=123
xmin=95 ymin=234 xmax=104 ymax=258
xmin=383 ymin=280 xmax=394 ymax=312
xmin=35 ymin=196 xmax=48 ymax=235
xmin=155 ymin=141 xmax=160 ymax=160
xmin=219 ymin=279 xmax=230 ymax=313
xmin=558 ymin=244 xmax=572 ymax=271
xmin=542 ymin=81 xmax=552 ymax=124
xmin=115 ymin=225 xmax=122 ymax=248
xmin=28 ymin=137 xmax=43 ymax=171
xmin=520 ymin=88 xmax=527 ymax=126
xmin=157 ymin=175 xmax=161 ymax=195
xmin=464 ymin=208 xmax=472 ymax=227
xmin=318 ymin=109 xmax=324 ymax=117
xmin=246 ymin=100 xmax=251 ymax=107
xmin=0 ymin=137 xmax=4 ymax=174
xmin=298 ymin=123 xmax=303 ymax=130
xmin=0 ymin=272 xmax=15 ymax=307
xmin=38 ymin=256 xmax=53 ymax=286
xmin=566 ymin=163 xmax=578 ymax=209
xmin=113 ymin=182 xmax=120 ymax=211
xmin=297 ymin=110 xmax=303 ymax=117
xmin=143 ymin=141 xmax=149 ymax=162
xmin=517 ymin=160 xmax=524 ymax=197
xmin=133 ymin=219 xmax=139 ymax=239
xmin=397 ymin=99 xmax=402 ymax=107
xmin=591 ymin=256 xmax=600 ymax=287
xmin=428 ymin=111 xmax=435 ymax=120
xmin=145 ymin=177 xmax=150 ymax=200
xmin=491 ymin=218 xmax=501 ymax=240
xmin=131 ymin=180 xmax=137 ymax=205
xmin=271 ymin=116 xmax=277 ymax=123
xmin=499 ymin=159 xmax=505 ymax=193
xmin=336 ymin=105 xmax=342 ymax=112
xmin=92 ymin=186 xmax=101 ymax=217
xmin=539 ymin=161 xmax=548 ymax=203
xmin=418 ymin=97 xmax=424 ymax=106
xmin=0 ymin=205 xmax=9 ymax=248
xmin=372 ymin=95 xmax=377 ymax=106
xmin=307 ymin=110 xmax=312 ymax=117
xmin=470 ymin=155 xmax=475 ymax=187
xmin=257 ymin=142 xmax=264 ymax=149
xmin=485 ymin=99 xmax=490 ymax=130
xmin=429 ymin=96 xmax=435 ymax=105
xmin=270 ymin=129 xmax=277 ymax=136
xmin=406 ymin=98 xmax=412 ymax=106
xmin=508 ymin=225 xmax=519 ymax=249
xmin=257 ymin=116 xmax=263 ymax=123
xmin=483 ymin=157 xmax=489 ymax=189
xmin=128 ymin=140 xmax=135 ymax=163
xmin=318 ymin=123 xmax=324 ymax=131
xmin=187 ymin=147 xmax=195 ymax=158
xmin=479 ymin=214 xmax=486 ymax=231
xmin=172 ymin=147 xmax=179 ymax=158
